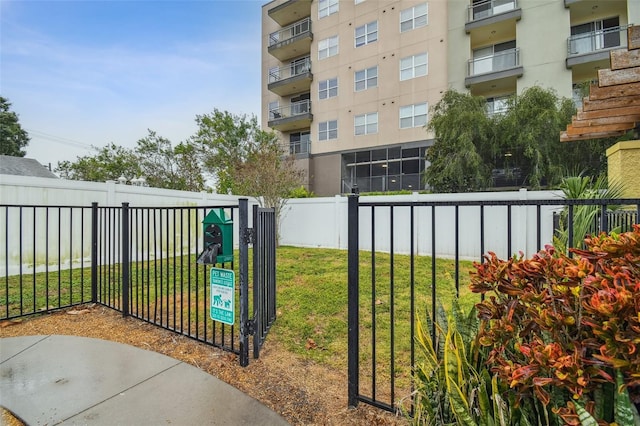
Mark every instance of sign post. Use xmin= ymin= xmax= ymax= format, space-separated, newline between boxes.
xmin=210 ymin=267 xmax=235 ymax=325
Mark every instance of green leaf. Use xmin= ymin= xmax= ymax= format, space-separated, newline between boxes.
xmin=615 ymin=370 xmax=640 ymax=426
xmin=574 ymin=401 xmax=598 ymax=426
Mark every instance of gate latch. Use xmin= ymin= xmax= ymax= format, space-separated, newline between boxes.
xmin=244 ymin=319 xmax=255 ymax=336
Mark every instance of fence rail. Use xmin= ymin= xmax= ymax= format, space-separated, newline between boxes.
xmin=2 ymin=200 xmax=277 ymax=366
xmin=347 ymin=196 xmax=640 ymax=414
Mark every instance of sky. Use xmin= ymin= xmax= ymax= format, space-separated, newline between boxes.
xmin=1 ymin=0 xmax=264 ymax=171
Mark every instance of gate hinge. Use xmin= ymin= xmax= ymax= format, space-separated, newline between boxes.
xmin=244 ymin=319 xmax=255 ymax=336
xmin=243 ymin=228 xmax=255 ymax=245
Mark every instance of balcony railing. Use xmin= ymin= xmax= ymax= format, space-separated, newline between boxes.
xmin=290 ymin=139 xmax=310 ymax=155
xmin=468 ymin=0 xmax=518 ymax=22
xmin=269 ymin=57 xmax=311 ymax=83
xmin=567 ymin=25 xmax=630 ymax=56
xmin=269 ymin=100 xmax=311 ymax=121
xmin=468 ymin=48 xmax=520 ymax=76
xmin=269 ymin=17 xmax=311 ymax=48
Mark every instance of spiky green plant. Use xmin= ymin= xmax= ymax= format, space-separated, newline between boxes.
xmin=553 ymin=174 xmax=626 ymax=252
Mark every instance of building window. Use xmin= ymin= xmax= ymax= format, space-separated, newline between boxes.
xmin=471 ymin=41 xmax=517 ymax=75
xmin=290 ymin=131 xmax=310 ymax=154
xmin=354 ymin=66 xmax=377 ymax=91
xmin=319 ymin=120 xmax=338 ymax=141
xmin=341 ymin=146 xmax=428 ymax=193
xmin=268 ymin=101 xmax=280 ymax=120
xmin=319 ymin=35 xmax=339 ymax=60
xmin=400 ymin=3 xmax=428 ymax=32
xmin=400 ymin=52 xmax=428 ymax=81
xmin=319 ymin=78 xmax=338 ymax=100
xmin=319 ymin=0 xmax=339 ymax=19
xmin=569 ymin=17 xmax=621 ymax=55
xmin=354 ymin=112 xmax=378 ymax=135
xmin=355 ymin=21 xmax=378 ymax=47
xmin=486 ymin=95 xmax=510 ymax=116
xmin=399 ymin=102 xmax=428 ymax=129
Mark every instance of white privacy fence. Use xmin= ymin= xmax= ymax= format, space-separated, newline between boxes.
xmin=1 ymin=174 xmax=564 ymax=275
xmin=279 ymin=189 xmax=565 ymax=260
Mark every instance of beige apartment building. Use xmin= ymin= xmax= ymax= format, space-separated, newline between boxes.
xmin=261 ymin=0 xmax=639 ymax=196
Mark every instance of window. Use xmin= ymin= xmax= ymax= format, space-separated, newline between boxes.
xmin=399 ymin=102 xmax=428 ymax=129
xmin=570 ymin=17 xmax=621 ymax=55
xmin=354 ymin=66 xmax=377 ymax=91
xmin=400 ymin=52 xmax=428 ymax=81
xmin=472 ymin=41 xmax=516 ymax=75
xmin=486 ymin=95 xmax=510 ymax=116
xmin=290 ymin=131 xmax=310 ymax=154
xmin=319 ymin=35 xmax=339 ymax=60
xmin=268 ymin=101 xmax=280 ymax=120
xmin=319 ymin=78 xmax=338 ymax=100
xmin=355 ymin=21 xmax=378 ymax=47
xmin=400 ymin=3 xmax=428 ymax=32
xmin=354 ymin=112 xmax=378 ymax=135
xmin=319 ymin=120 xmax=338 ymax=141
xmin=319 ymin=0 xmax=338 ymax=18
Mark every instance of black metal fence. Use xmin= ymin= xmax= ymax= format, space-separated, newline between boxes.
xmin=1 ymin=199 xmax=276 ymax=366
xmin=347 ymin=196 xmax=640 ymax=413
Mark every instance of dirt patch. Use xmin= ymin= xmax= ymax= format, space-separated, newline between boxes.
xmin=0 ymin=304 xmax=406 ymax=425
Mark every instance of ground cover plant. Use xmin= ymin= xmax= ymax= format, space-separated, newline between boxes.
xmin=466 ymin=225 xmax=640 ymax=425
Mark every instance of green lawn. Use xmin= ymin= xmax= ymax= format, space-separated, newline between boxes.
xmin=3 ymin=246 xmax=480 ymax=390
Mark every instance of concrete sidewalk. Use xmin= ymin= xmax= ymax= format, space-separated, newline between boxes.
xmin=0 ymin=335 xmax=289 ymax=425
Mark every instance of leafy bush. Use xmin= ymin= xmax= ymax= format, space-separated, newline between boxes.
xmin=288 ymin=185 xmax=315 ymax=198
xmin=470 ymin=225 xmax=640 ymax=424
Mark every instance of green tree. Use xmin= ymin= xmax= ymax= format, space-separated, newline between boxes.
xmin=55 ymin=143 xmax=140 ymax=182
xmin=425 ymin=90 xmax=495 ymax=192
xmin=193 ymin=108 xmax=304 ymax=240
xmin=193 ymin=109 xmax=276 ymax=194
xmin=135 ymin=130 xmax=205 ymax=191
xmin=426 ymin=87 xmax=617 ymax=192
xmin=0 ymin=96 xmax=30 ymax=157
xmin=497 ymin=86 xmax=575 ymax=189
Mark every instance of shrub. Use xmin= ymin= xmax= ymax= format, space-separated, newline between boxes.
xmin=470 ymin=225 xmax=640 ymax=424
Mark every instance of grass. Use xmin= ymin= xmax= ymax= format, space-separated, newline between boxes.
xmin=3 ymin=245 xmax=480 ymax=403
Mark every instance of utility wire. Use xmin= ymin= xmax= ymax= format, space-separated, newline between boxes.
xmin=25 ymin=129 xmax=95 ymax=150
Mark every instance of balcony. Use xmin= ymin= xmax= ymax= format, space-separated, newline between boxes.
xmin=566 ymin=25 xmax=630 ymax=68
xmin=466 ymin=48 xmax=523 ymax=87
xmin=268 ymin=18 xmax=312 ymax=62
xmin=466 ymin=0 xmax=521 ymax=32
xmin=268 ymin=100 xmax=313 ymax=132
xmin=289 ymin=138 xmax=310 ymax=156
xmin=268 ymin=0 xmax=312 ymax=27
xmin=268 ymin=57 xmax=312 ymax=97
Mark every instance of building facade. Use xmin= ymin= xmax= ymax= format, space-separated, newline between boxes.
xmin=261 ymin=0 xmax=639 ymax=196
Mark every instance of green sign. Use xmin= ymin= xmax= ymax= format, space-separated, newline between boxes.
xmin=210 ymin=267 xmax=235 ymax=325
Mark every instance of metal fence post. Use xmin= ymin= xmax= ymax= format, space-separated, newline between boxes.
xmin=91 ymin=202 xmax=98 ymax=303
xmin=347 ymin=192 xmax=360 ymax=408
xmin=252 ymin=204 xmax=261 ymax=359
xmin=122 ymin=202 xmax=130 ymax=317
xmin=239 ymin=198 xmax=250 ymax=367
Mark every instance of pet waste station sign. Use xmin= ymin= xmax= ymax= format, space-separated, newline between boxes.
xmin=210 ymin=267 xmax=235 ymax=325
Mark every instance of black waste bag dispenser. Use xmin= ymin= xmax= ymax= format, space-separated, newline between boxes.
xmin=196 ymin=208 xmax=233 ymax=265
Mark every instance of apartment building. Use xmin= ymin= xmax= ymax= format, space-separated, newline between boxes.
xmin=261 ymin=0 xmax=639 ymax=196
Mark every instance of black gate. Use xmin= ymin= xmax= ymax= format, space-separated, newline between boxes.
xmin=1 ymin=199 xmax=276 ymax=367
xmin=238 ymin=199 xmax=277 ymax=366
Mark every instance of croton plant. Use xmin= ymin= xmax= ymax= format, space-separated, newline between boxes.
xmin=470 ymin=224 xmax=640 ymax=424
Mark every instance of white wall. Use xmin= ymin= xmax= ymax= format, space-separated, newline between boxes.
xmin=280 ymin=189 xmax=565 ymax=260
xmin=1 ymin=175 xmax=565 ymax=276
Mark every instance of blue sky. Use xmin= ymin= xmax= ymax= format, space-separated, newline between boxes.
xmin=1 ymin=0 xmax=263 ymax=170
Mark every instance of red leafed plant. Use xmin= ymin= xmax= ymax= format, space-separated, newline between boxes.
xmin=470 ymin=224 xmax=640 ymax=423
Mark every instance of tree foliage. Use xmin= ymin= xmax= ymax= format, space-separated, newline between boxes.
xmin=193 ymin=108 xmax=303 ymax=207
xmin=425 ymin=90 xmax=494 ymax=192
xmin=0 ymin=96 xmax=30 ymax=157
xmin=55 ymin=143 xmax=140 ymax=182
xmin=425 ymin=87 xmax=618 ymax=193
